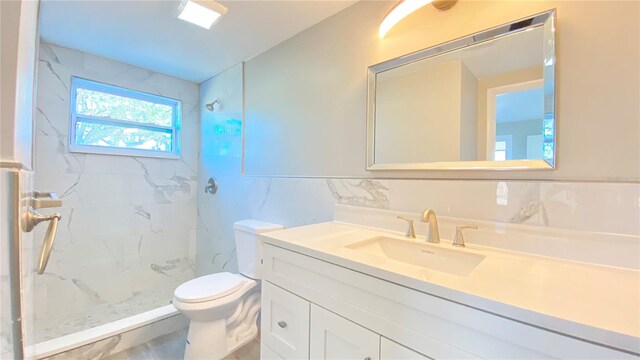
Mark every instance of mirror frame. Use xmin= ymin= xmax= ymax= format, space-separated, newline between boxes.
xmin=366 ymin=9 xmax=556 ymax=171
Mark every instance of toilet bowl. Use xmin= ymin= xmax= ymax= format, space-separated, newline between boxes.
xmin=173 ymin=272 xmax=260 ymax=359
xmin=173 ymin=220 xmax=284 ymax=360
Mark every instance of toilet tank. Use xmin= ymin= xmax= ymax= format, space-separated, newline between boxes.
xmin=233 ymin=219 xmax=284 ymax=279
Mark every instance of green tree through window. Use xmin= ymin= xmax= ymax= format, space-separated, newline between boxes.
xmin=70 ymin=78 xmax=180 ymax=157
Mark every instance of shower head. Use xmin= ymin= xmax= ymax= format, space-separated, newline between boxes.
xmin=205 ymin=98 xmax=221 ymax=112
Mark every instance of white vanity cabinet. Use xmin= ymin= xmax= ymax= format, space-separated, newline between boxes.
xmin=309 ymin=305 xmax=430 ymax=360
xmin=310 ymin=305 xmax=380 ymax=360
xmin=379 ymin=338 xmax=429 ymax=360
xmin=260 ymin=243 xmax=637 ymax=360
xmin=261 ymin=280 xmax=429 ymax=360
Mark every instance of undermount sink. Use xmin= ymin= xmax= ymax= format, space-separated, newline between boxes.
xmin=345 ymin=236 xmax=486 ymax=276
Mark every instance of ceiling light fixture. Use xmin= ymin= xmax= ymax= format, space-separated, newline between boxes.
xmin=379 ymin=0 xmax=457 ymax=38
xmin=178 ymin=0 xmax=227 ymax=29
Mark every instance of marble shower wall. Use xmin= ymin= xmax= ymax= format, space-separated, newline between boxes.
xmin=1 ymin=169 xmax=36 ymax=358
xmin=33 ymin=43 xmax=198 ymax=341
xmin=197 ymin=64 xmax=640 ymax=276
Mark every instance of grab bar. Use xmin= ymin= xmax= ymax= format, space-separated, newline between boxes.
xmin=37 ymin=215 xmax=60 ymax=274
xmin=21 ymin=206 xmax=61 ymax=274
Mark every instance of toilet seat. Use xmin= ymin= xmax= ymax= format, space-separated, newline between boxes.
xmin=174 ymin=272 xmax=246 ymax=303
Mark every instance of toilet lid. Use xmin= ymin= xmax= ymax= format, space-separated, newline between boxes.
xmin=174 ymin=272 xmax=245 ymax=303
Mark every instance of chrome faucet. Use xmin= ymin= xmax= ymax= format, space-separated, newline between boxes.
xmin=420 ymin=209 xmax=440 ymax=244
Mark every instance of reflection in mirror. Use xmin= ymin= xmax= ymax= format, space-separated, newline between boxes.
xmin=367 ymin=10 xmax=555 ymax=170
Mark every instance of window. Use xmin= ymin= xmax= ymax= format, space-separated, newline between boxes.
xmin=69 ymin=77 xmax=181 ymax=158
xmin=494 ymin=135 xmax=512 ymax=161
xmin=494 ymin=141 xmax=507 ymax=161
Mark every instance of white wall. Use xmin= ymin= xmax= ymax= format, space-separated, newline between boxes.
xmin=243 ymin=0 xmax=639 ymax=181
xmin=1 ymin=0 xmax=39 ymax=169
xmin=32 ymin=43 xmax=198 ymax=342
xmin=459 ymin=62 xmax=477 ymax=161
xmin=375 ymin=61 xmax=464 ymax=163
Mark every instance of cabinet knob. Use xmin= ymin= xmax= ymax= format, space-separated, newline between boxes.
xmin=364 ymin=357 xmax=371 ymax=360
xmin=277 ymin=321 xmax=287 ymax=328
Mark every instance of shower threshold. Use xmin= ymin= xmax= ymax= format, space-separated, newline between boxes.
xmin=26 ymin=305 xmax=180 ymax=359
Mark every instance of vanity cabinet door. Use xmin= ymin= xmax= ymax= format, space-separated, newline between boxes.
xmin=310 ymin=305 xmax=380 ymax=360
xmin=380 ymin=338 xmax=430 ymax=360
xmin=261 ymin=281 xmax=311 ymax=360
xmin=261 ymin=342 xmax=285 ymax=360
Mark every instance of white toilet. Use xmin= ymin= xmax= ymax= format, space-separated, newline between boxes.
xmin=173 ymin=219 xmax=284 ymax=360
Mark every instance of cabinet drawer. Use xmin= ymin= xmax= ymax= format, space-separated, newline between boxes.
xmin=262 ymin=281 xmax=310 ymax=360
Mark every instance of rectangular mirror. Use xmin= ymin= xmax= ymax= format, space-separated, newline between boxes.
xmin=367 ymin=10 xmax=556 ymax=171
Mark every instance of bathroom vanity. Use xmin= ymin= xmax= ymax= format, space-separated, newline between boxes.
xmin=257 ymin=207 xmax=639 ymax=359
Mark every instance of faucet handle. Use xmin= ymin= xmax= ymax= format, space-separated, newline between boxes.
xmin=396 ymin=216 xmax=416 ymax=239
xmin=453 ymin=225 xmax=477 ymax=247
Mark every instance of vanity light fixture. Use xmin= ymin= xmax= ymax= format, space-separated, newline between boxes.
xmin=178 ymin=0 xmax=227 ymax=29
xmin=379 ymin=0 xmax=457 ymax=38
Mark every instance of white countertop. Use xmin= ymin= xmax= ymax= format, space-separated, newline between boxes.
xmin=261 ymin=221 xmax=640 ymax=354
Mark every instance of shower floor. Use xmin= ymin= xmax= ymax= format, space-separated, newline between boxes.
xmin=34 ymin=289 xmax=175 ymax=343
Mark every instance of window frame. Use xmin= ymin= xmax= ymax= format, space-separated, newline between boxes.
xmin=69 ymin=77 xmax=182 ymax=159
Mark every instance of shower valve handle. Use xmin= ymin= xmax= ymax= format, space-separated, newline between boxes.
xmin=32 ymin=191 xmax=62 ymax=209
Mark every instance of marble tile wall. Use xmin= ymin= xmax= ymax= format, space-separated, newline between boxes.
xmin=0 ymin=169 xmax=36 ymax=359
xmin=196 ymin=64 xmax=640 ymax=276
xmin=33 ymin=43 xmax=198 ymax=342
